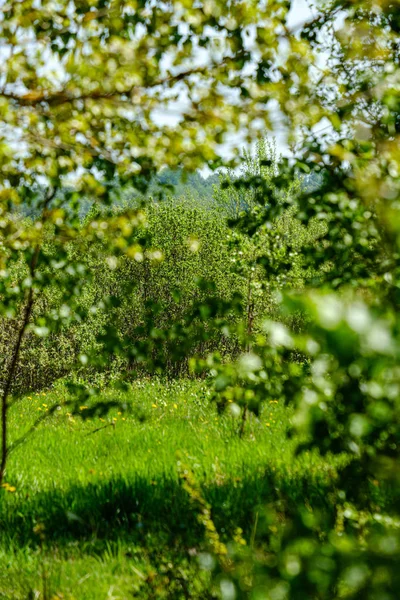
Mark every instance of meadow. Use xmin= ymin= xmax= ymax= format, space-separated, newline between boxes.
xmin=0 ymin=380 xmax=339 ymax=600
xmin=1 ymin=1 xmax=400 ymax=597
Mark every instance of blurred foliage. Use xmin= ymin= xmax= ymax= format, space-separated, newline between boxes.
xmin=0 ymin=0 xmax=400 ymax=597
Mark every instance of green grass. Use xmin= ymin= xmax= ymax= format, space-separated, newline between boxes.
xmin=0 ymin=379 xmax=340 ymax=599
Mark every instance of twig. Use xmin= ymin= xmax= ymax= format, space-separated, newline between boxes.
xmin=239 ymin=404 xmax=248 ymax=438
xmin=84 ymin=422 xmax=116 ymax=436
xmin=250 ymin=511 xmax=259 ymax=549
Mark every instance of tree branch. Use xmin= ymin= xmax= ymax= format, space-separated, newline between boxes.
xmin=0 ymin=63 xmax=225 ymax=108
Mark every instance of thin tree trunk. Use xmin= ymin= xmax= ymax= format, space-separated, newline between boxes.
xmin=0 ymin=290 xmax=35 ymax=481
xmin=240 ymin=263 xmax=255 ymax=438
xmin=0 ymin=188 xmax=56 ymax=484
xmin=246 ymin=277 xmax=254 ymax=349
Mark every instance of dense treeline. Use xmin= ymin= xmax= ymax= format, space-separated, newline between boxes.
xmin=1 ymin=198 xmax=233 ymax=391
xmin=1 ymin=142 xmax=319 ymax=393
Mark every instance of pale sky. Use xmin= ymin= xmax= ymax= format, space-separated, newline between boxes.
xmin=0 ymin=0 xmax=318 ymax=175
xmin=151 ymin=0 xmax=317 ymax=165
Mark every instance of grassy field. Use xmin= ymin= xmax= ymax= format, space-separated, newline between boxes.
xmin=0 ymin=380 xmax=341 ymax=599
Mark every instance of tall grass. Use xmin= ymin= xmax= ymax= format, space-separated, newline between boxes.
xmin=0 ymin=380 xmax=342 ymax=599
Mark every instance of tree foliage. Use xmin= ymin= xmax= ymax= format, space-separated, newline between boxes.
xmin=0 ymin=0 xmax=400 ymax=597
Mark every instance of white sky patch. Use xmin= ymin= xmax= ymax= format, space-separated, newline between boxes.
xmin=153 ymin=0 xmax=317 ymax=165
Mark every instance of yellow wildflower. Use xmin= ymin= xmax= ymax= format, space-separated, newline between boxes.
xmin=1 ymin=483 xmax=16 ymax=492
